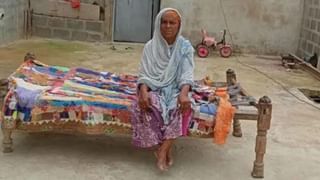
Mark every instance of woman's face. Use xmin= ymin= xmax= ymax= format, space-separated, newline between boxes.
xmin=160 ymin=11 xmax=180 ymax=44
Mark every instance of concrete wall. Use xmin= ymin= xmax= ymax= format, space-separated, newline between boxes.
xmin=161 ymin=0 xmax=304 ymax=54
xmin=31 ymin=0 xmax=113 ymax=42
xmin=0 ymin=0 xmax=306 ymax=55
xmin=297 ymin=0 xmax=320 ymax=69
xmin=0 ymin=0 xmax=27 ymax=46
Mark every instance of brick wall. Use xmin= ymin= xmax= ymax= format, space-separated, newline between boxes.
xmin=32 ymin=14 xmax=105 ymax=42
xmin=298 ymin=0 xmax=320 ymax=69
xmin=31 ymin=0 xmax=113 ymax=42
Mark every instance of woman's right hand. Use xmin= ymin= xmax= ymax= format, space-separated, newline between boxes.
xmin=138 ymin=84 xmax=151 ymax=112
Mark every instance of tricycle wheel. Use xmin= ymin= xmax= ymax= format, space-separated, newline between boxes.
xmin=197 ymin=45 xmax=209 ymax=58
xmin=220 ymin=46 xmax=232 ymax=58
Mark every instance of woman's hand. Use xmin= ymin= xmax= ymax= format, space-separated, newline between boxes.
xmin=138 ymin=84 xmax=151 ymax=112
xmin=178 ymin=85 xmax=191 ymax=113
xmin=178 ymin=94 xmax=191 ymax=113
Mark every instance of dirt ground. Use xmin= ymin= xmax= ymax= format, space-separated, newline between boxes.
xmin=0 ymin=38 xmax=320 ymax=180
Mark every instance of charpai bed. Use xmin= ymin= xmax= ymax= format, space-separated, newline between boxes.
xmin=0 ymin=54 xmax=272 ymax=178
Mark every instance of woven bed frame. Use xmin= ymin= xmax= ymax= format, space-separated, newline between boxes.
xmin=0 ymin=57 xmax=272 ymax=178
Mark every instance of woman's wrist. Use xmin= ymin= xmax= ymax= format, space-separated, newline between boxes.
xmin=179 ymin=84 xmax=190 ymax=97
xmin=139 ymin=84 xmax=149 ymax=94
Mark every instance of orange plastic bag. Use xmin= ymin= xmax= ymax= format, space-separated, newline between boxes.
xmin=213 ymin=96 xmax=235 ymax=144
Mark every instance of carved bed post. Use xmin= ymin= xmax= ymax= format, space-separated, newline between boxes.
xmin=1 ymin=81 xmax=14 ymax=153
xmin=226 ymin=69 xmax=242 ymax=137
xmin=2 ymin=117 xmax=14 ymax=153
xmin=252 ymin=96 xmax=272 ymax=178
xmin=24 ymin=52 xmax=36 ymax=62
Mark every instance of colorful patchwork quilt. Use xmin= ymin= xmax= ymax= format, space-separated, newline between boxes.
xmin=2 ymin=60 xmax=222 ymax=138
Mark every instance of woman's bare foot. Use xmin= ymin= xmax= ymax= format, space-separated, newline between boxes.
xmin=166 ymin=148 xmax=173 ymax=166
xmin=155 ymin=150 xmax=168 ymax=171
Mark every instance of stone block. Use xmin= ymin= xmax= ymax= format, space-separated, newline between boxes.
xmin=67 ymin=19 xmax=84 ymax=30
xmin=48 ymin=17 xmax=66 ymax=28
xmin=309 ymin=8 xmax=314 ymax=17
xmin=79 ymin=3 xmax=101 ymax=20
xmin=302 ymin=40 xmax=307 ymax=50
xmin=311 ymin=20 xmax=316 ymax=30
xmin=301 ymin=29 xmax=306 ymax=39
xmin=312 ymin=33 xmax=318 ymax=42
xmin=318 ymin=22 xmax=320 ymax=32
xmin=307 ymin=30 xmax=312 ymax=40
xmin=52 ymin=29 xmax=70 ymax=40
xmin=32 ymin=14 xmax=48 ymax=26
xmin=314 ymin=45 xmax=320 ymax=55
xmin=30 ymin=0 xmax=57 ymax=16
xmin=86 ymin=21 xmax=103 ymax=32
xmin=315 ymin=8 xmax=319 ymax=19
xmin=305 ymin=19 xmax=310 ymax=28
xmin=88 ymin=33 xmax=102 ymax=41
xmin=307 ymin=42 xmax=314 ymax=53
xmin=71 ymin=31 xmax=88 ymax=41
xmin=34 ymin=26 xmax=51 ymax=37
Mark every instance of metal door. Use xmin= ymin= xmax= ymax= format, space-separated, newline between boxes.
xmin=113 ymin=0 xmax=159 ymax=43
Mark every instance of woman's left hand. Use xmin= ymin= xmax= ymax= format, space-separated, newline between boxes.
xmin=178 ymin=94 xmax=191 ymax=113
xmin=178 ymin=84 xmax=191 ymax=113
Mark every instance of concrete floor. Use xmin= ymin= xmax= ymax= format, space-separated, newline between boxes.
xmin=0 ymin=39 xmax=320 ymax=180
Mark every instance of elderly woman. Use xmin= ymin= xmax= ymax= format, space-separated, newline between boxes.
xmin=131 ymin=8 xmax=194 ymax=171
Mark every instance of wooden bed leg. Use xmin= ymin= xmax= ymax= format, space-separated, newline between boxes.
xmin=226 ymin=69 xmax=236 ymax=86
xmin=226 ymin=69 xmax=243 ymax=137
xmin=232 ymin=118 xmax=242 ymax=137
xmin=1 ymin=116 xmax=15 ymax=153
xmin=2 ymin=128 xmax=13 ymax=153
xmin=252 ymin=96 xmax=272 ymax=178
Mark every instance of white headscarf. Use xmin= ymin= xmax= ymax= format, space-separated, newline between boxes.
xmin=138 ymin=8 xmax=193 ymax=90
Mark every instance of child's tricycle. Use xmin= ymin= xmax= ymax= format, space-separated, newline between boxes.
xmin=196 ymin=29 xmax=232 ymax=58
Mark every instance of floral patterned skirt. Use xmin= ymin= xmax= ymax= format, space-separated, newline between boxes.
xmin=130 ymin=92 xmax=191 ymax=148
